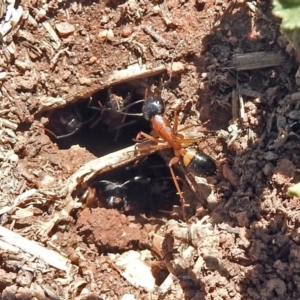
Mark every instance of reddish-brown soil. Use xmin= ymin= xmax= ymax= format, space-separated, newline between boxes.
xmin=0 ymin=0 xmax=299 ymax=299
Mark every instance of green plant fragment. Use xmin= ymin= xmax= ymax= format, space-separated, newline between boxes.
xmin=287 ymin=182 xmax=300 ymax=197
xmin=273 ymin=0 xmax=300 ymax=29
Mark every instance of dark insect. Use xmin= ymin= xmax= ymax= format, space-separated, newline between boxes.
xmin=88 ymin=88 xmax=141 ymax=141
xmin=44 ymin=87 xmax=142 ymax=140
xmin=44 ymin=106 xmax=84 ymax=139
xmin=86 ymin=176 xmax=149 ymax=210
xmin=87 ymin=180 xmax=130 ymax=210
xmin=135 ymin=96 xmax=217 ymax=205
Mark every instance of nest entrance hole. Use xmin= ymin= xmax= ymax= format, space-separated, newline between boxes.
xmin=43 ymin=80 xmax=154 ymax=157
xmin=83 ymin=152 xmax=181 ymax=216
xmin=42 ymin=76 xmax=183 ymax=215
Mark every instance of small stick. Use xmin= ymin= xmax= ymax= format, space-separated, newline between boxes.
xmin=0 ymin=225 xmax=71 ymax=272
xmin=143 ymin=25 xmax=172 ymax=48
xmin=0 ymin=116 xmax=18 ymax=130
xmin=39 ymin=63 xmax=167 ymax=112
xmin=231 ymin=88 xmax=238 ymax=122
xmin=67 ymin=143 xmax=160 ymax=193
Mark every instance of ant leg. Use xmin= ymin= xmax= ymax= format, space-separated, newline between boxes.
xmin=135 ymin=143 xmax=169 ymax=154
xmin=173 ymin=112 xmax=195 ymax=134
xmin=166 ymin=39 xmax=184 ymax=83
xmin=135 ymin=131 xmax=160 ymax=143
xmin=168 ymin=157 xmax=188 ymax=220
xmin=177 ymin=124 xmax=193 ymax=133
xmin=114 ymin=107 xmax=128 ymax=142
xmin=168 ymin=156 xmax=185 ymax=205
xmin=112 ymin=119 xmax=137 ymax=130
xmin=144 ymin=87 xmax=148 ymax=100
xmin=86 ymin=99 xmax=105 ymax=128
xmin=173 ymin=111 xmax=179 ymax=133
xmin=113 ymin=91 xmax=133 ymax=141
xmin=89 ymin=100 xmax=144 ymax=117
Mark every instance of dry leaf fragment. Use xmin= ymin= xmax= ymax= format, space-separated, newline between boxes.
xmin=109 ymin=250 xmax=155 ymax=292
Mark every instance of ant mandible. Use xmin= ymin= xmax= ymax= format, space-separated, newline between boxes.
xmin=136 ymin=96 xmax=217 ymax=207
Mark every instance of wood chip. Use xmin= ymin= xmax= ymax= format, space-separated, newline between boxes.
xmin=67 ymin=144 xmax=162 ymax=193
xmin=39 ymin=63 xmax=167 ymax=111
xmin=291 ymin=92 xmax=300 ymax=101
xmin=109 ymin=250 xmax=155 ymax=292
xmin=42 ymin=21 xmax=61 ymax=49
xmin=228 ymin=51 xmax=286 ymax=71
xmin=0 ymin=188 xmax=37 ymax=215
xmin=39 ymin=96 xmax=66 ymax=111
xmin=0 ymin=117 xmax=18 ymax=130
xmin=159 ymin=2 xmax=173 ymax=26
xmin=143 ymin=25 xmax=172 ymax=48
xmin=0 ymin=22 xmax=12 ymax=37
xmin=10 ymin=6 xmax=23 ymax=26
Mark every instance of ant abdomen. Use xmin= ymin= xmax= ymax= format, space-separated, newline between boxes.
xmin=183 ymin=149 xmax=217 ymax=176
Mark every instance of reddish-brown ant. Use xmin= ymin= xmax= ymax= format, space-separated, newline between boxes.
xmin=135 ymin=96 xmax=217 ymax=208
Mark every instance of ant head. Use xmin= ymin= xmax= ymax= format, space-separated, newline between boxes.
xmin=142 ymin=97 xmax=165 ymax=120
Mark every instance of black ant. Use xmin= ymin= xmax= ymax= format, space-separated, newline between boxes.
xmin=44 ymin=40 xmax=184 ymax=140
xmin=85 ymin=175 xmax=176 ymax=211
xmin=86 ymin=179 xmax=132 ymax=210
xmin=135 ymin=96 xmax=217 ymax=209
xmin=84 ymin=153 xmax=182 ymax=212
xmin=43 ymin=87 xmax=143 ymax=140
xmin=88 ymin=87 xmax=142 ymax=141
xmin=43 ymin=105 xmax=86 ymax=139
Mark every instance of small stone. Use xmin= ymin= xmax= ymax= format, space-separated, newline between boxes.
xmin=38 ymin=175 xmax=56 ymax=188
xmin=98 ymin=29 xmax=108 ymax=42
xmin=100 ymin=15 xmax=109 ymax=24
xmin=122 ymin=26 xmax=132 ymax=37
xmin=89 ymin=56 xmax=97 ymax=64
xmin=78 ymin=77 xmax=92 ymax=85
xmin=16 ymin=271 xmax=33 ymax=287
xmin=106 ymin=29 xmax=114 ymax=41
xmin=8 ymin=153 xmax=18 ymax=165
xmin=168 ymin=61 xmax=185 ymax=76
xmin=56 ymin=22 xmax=75 ymax=37
xmin=38 ymin=8 xmax=46 ymax=18
xmin=263 ymin=162 xmax=274 ymax=176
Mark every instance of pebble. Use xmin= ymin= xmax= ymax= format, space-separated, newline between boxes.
xmin=56 ymin=22 xmax=75 ymax=36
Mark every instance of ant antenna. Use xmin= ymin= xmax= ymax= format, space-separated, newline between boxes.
xmin=121 ymin=176 xmax=151 ymax=187
xmin=89 ymin=99 xmax=144 ymax=117
xmin=165 ymin=39 xmax=184 ymax=85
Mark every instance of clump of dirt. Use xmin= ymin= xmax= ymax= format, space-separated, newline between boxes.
xmin=77 ymin=208 xmax=149 ymax=252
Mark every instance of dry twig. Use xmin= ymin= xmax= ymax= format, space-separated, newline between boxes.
xmin=0 ymin=226 xmax=71 ymax=272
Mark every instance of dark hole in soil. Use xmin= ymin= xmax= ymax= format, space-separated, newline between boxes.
xmin=43 ymin=82 xmax=152 ymax=157
xmin=84 ymin=152 xmax=181 ymax=216
xmin=43 ymin=77 xmax=182 ymax=215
